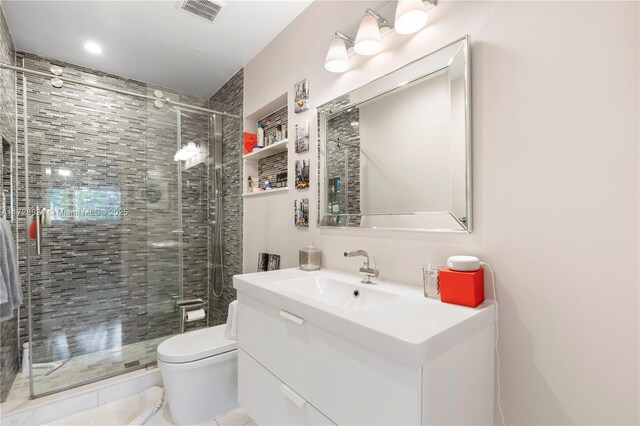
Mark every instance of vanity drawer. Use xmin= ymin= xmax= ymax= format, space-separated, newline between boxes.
xmin=238 ymin=293 xmax=422 ymax=425
xmin=238 ymin=349 xmax=335 ymax=426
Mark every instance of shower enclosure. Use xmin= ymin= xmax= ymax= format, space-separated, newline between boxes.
xmin=4 ymin=54 xmax=239 ymax=398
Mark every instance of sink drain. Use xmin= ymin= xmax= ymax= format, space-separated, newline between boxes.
xmin=353 ymin=289 xmax=360 ymax=298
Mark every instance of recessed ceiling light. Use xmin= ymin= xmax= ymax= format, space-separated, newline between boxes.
xmin=84 ymin=42 xmax=102 ymax=55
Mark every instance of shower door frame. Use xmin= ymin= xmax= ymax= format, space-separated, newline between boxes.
xmin=5 ymin=61 xmax=235 ymax=399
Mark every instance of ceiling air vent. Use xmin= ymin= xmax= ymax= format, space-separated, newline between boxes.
xmin=179 ymin=0 xmax=222 ymax=22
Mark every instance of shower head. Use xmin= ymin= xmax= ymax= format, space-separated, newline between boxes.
xmin=174 ymin=142 xmax=200 ymax=161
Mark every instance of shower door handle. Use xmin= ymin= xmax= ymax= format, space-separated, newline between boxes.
xmin=35 ymin=206 xmax=42 ymax=255
xmin=214 ymin=167 xmax=223 ymax=198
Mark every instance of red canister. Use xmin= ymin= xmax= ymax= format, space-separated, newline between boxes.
xmin=439 ymin=267 xmax=485 ymax=308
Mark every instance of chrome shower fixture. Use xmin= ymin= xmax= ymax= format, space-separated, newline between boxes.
xmin=49 ymin=66 xmax=63 ymax=76
xmin=50 ymin=77 xmax=64 ymax=88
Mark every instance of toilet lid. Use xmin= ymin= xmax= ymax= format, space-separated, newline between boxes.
xmin=157 ymin=325 xmax=237 ymax=364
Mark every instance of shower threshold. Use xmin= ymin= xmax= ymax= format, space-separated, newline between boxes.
xmin=7 ymin=336 xmax=168 ymax=399
xmin=0 ymin=368 xmax=163 ymax=425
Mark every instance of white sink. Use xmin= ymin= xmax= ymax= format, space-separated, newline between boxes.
xmin=275 ymin=276 xmax=400 ymax=312
xmin=234 ymin=268 xmax=495 ymax=367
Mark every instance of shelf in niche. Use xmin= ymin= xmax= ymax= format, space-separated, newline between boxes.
xmin=243 ymin=92 xmax=289 ymax=198
xmin=242 ymin=187 xmax=289 ymax=198
xmin=243 ymin=139 xmax=288 ymax=161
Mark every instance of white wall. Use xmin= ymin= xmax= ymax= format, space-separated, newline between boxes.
xmin=243 ymin=1 xmax=639 ymax=424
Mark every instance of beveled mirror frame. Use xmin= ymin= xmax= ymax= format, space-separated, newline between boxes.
xmin=317 ymin=36 xmax=472 ymax=233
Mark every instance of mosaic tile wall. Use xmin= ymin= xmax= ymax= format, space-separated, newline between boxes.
xmin=0 ymin=7 xmax=14 ymax=148
xmin=0 ymin=3 xmax=18 ymax=403
xmin=326 ymin=107 xmax=361 ymax=215
xmin=317 ymin=96 xmax=361 ymax=223
xmin=258 ymin=151 xmax=288 ymax=189
xmin=258 ymin=105 xmax=288 ymax=145
xmin=0 ymin=140 xmax=18 ymax=402
xmin=208 ymin=69 xmax=244 ymax=326
xmin=13 ymin=52 xmax=229 ymax=364
xmin=145 ymin=89 xmax=211 ymax=336
xmin=254 ymin=106 xmax=288 ymax=189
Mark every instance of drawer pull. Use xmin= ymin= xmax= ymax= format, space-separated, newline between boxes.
xmin=280 ymin=310 xmax=304 ymax=325
xmin=279 ymin=384 xmax=306 ymax=408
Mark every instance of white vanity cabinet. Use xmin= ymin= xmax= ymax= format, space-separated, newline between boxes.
xmin=234 ymin=269 xmax=495 ymax=426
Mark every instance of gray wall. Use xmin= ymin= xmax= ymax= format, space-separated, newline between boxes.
xmin=318 ymin=96 xmax=361 ymax=227
xmin=208 ymin=69 xmax=243 ymax=326
xmin=0 ymin=3 xmax=17 ymax=403
xmin=325 ymin=107 xmax=360 ymax=215
xmin=257 ymin=106 xmax=288 ymax=189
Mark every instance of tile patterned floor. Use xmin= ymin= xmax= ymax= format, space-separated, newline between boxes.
xmin=7 ymin=336 xmax=168 ymax=398
xmin=3 ymin=336 xmax=255 ymax=426
xmin=148 ymin=404 xmax=256 ymax=426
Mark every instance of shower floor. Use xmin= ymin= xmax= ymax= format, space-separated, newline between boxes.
xmin=6 ymin=336 xmax=168 ymax=399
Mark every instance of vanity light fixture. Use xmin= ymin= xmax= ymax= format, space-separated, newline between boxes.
xmin=394 ymin=0 xmax=436 ymax=35
xmin=325 ymin=1 xmax=437 ymax=73
xmin=354 ymin=9 xmax=387 ymax=56
xmin=324 ymin=32 xmax=353 ymax=73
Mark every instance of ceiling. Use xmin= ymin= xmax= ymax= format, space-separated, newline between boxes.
xmin=1 ymin=0 xmax=312 ymax=98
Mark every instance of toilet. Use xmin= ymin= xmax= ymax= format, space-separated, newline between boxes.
xmin=157 ymin=325 xmax=238 ymax=425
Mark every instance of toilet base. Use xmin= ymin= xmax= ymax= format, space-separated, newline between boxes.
xmin=159 ymin=349 xmax=238 ymax=425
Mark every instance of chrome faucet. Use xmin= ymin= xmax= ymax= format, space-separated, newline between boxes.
xmin=344 ymin=250 xmax=379 ymax=284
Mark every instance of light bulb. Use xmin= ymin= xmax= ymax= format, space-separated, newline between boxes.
xmin=84 ymin=41 xmax=103 ymax=55
xmin=325 ymin=37 xmax=350 ymax=73
xmin=354 ymin=15 xmax=382 ymax=56
xmin=394 ymin=0 xmax=429 ymax=35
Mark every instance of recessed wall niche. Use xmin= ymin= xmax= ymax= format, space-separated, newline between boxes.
xmin=243 ymin=93 xmax=290 ymax=197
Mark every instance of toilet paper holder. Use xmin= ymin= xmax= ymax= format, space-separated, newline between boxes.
xmin=177 ymin=299 xmax=207 ymax=333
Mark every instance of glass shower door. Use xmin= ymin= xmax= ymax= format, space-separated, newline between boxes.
xmin=144 ymin=96 xmax=184 ymax=342
xmin=144 ymin=102 xmax=214 ymax=338
xmin=18 ymin=58 xmax=227 ymax=397
xmin=19 ymin=68 xmax=175 ymax=396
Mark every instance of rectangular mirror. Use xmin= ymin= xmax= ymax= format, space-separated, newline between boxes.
xmin=318 ymin=36 xmax=471 ymax=232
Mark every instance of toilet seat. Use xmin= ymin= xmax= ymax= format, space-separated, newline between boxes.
xmin=157 ymin=325 xmax=237 ymax=364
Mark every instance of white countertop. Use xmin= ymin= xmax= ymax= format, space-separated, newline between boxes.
xmin=234 ymin=268 xmax=494 ymax=366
